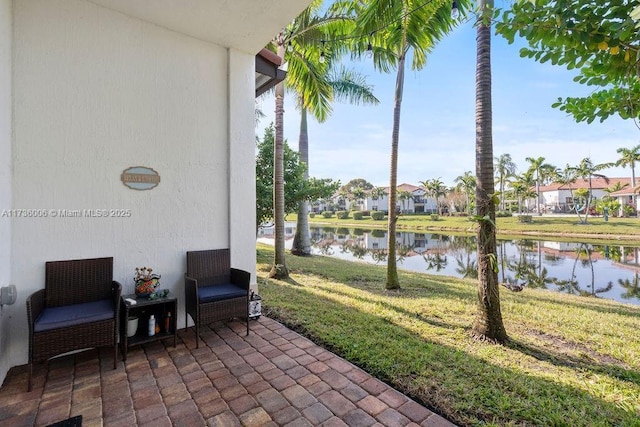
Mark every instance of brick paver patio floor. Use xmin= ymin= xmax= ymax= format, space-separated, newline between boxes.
xmin=0 ymin=317 xmax=455 ymax=426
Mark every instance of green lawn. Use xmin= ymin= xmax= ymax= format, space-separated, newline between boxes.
xmin=289 ymin=213 xmax=640 ymax=241
xmin=257 ymin=243 xmax=640 ymax=426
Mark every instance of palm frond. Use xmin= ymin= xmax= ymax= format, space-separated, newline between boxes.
xmin=329 ymin=66 xmax=380 ymax=107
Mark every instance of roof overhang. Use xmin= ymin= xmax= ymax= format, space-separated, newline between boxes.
xmin=255 ymin=49 xmax=286 ymax=97
xmin=86 ymin=0 xmax=312 ymax=54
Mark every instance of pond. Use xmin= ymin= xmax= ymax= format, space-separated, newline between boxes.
xmin=257 ymin=224 xmax=640 ymax=306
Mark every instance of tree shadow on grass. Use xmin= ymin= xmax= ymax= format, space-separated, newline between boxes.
xmin=509 ymin=290 xmax=640 ymax=319
xmin=260 ymin=280 xmax=639 ymax=426
xmin=284 ymin=276 xmax=640 ymax=388
xmin=320 ymin=283 xmax=468 ymax=332
xmin=507 ymin=337 xmax=640 ymax=386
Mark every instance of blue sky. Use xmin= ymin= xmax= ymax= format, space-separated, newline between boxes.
xmin=256 ymin=2 xmax=639 ymax=188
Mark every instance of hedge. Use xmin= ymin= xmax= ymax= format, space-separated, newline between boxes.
xmin=371 ymin=211 xmax=385 ymax=220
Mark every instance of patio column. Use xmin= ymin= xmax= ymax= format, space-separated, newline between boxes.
xmin=227 ymin=48 xmax=257 ymax=287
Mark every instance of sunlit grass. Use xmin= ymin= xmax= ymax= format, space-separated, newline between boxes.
xmin=257 ymin=243 xmax=640 ymax=426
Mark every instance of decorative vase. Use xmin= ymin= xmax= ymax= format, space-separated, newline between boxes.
xmin=134 ymin=275 xmax=160 ymax=298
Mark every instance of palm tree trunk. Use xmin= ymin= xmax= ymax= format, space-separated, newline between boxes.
xmin=499 ymin=175 xmax=504 ymax=211
xmin=472 ymin=0 xmax=507 ymax=343
xmin=386 ymin=54 xmax=405 ymax=290
xmin=291 ymin=107 xmax=312 ymax=256
xmin=269 ymin=42 xmax=289 ymax=279
xmin=535 ymin=178 xmax=541 ymax=215
xmin=631 ymin=164 xmax=636 ymax=210
xmin=584 ymin=176 xmax=593 ymax=224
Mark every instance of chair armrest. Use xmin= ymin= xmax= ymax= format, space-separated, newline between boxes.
xmin=26 ymin=289 xmax=46 ymax=330
xmin=230 ymin=268 xmax=250 ymax=291
xmin=184 ymin=274 xmax=199 ymax=304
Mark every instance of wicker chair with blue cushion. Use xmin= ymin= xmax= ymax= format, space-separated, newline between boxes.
xmin=26 ymin=257 xmax=121 ymax=391
xmin=185 ymin=249 xmax=250 ymax=347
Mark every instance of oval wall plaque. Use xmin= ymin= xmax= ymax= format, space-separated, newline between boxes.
xmin=121 ymin=166 xmax=161 ymax=190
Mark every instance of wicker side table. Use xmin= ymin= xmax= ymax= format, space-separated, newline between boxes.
xmin=119 ymin=294 xmax=177 ymax=361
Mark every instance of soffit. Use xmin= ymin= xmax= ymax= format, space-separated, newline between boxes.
xmin=87 ymin=0 xmax=312 ymax=54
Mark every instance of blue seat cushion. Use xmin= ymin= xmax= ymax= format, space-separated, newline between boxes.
xmin=199 ymin=283 xmax=246 ymax=303
xmin=34 ymin=299 xmax=114 ymax=333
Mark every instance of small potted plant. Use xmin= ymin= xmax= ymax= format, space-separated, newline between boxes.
xmin=134 ymin=266 xmax=160 ymax=298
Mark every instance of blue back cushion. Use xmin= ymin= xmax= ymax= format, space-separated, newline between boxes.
xmin=34 ymin=299 xmax=114 ymax=332
xmin=199 ymin=283 xmax=247 ymax=303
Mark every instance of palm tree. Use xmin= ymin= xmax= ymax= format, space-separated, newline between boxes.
xmin=604 ymin=181 xmax=630 ymax=196
xmin=370 ymin=186 xmax=386 ymax=201
xmin=351 ymin=187 xmax=366 ymax=210
xmin=421 ymin=178 xmax=448 ymax=216
xmin=616 ymin=144 xmax=640 ymax=207
xmin=569 ymin=157 xmax=613 ymax=224
xmin=552 ymin=164 xmax=577 ymax=214
xmin=472 ymin=0 xmax=507 ymax=343
xmin=509 ymin=171 xmax=536 ymax=213
xmin=352 ymin=0 xmax=470 ymax=290
xmin=454 ymin=171 xmax=476 ymax=215
xmin=603 ymin=181 xmax=629 ymax=213
xmin=270 ymin=30 xmax=288 ymax=279
xmin=525 ymin=156 xmax=555 ymax=215
xmin=494 ymin=153 xmax=517 ymax=211
xmin=338 ymin=188 xmax=349 ymax=210
xmin=292 ymin=69 xmax=378 ymax=255
xmin=274 ymin=5 xmax=379 ymax=258
xmin=397 ymin=190 xmax=413 ymax=214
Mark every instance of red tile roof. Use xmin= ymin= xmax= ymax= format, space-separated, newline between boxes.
xmin=538 ymin=177 xmax=631 ymax=192
xmin=610 ymin=186 xmax=640 ymax=196
xmin=380 ymin=183 xmax=423 ymax=193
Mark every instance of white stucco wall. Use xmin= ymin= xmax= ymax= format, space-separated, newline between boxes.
xmin=0 ymin=0 xmax=13 ymax=380
xmin=3 ymin=0 xmax=256 ymax=376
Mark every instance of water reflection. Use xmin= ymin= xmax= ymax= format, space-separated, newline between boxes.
xmin=257 ymin=225 xmax=640 ymax=305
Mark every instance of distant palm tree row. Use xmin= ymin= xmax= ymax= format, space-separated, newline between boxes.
xmin=332 ymin=144 xmax=639 ymax=218
xmin=491 ymin=145 xmax=640 ymax=214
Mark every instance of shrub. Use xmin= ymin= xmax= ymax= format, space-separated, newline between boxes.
xmin=336 ymin=211 xmax=349 ymax=219
xmin=322 ymin=211 xmax=334 ymax=218
xmin=518 ymin=214 xmax=532 ymax=223
xmin=360 ymin=210 xmax=371 ymax=217
xmin=623 ymin=205 xmax=635 ymax=217
xmin=371 ymin=211 xmax=385 ymax=220
xmin=430 ymin=214 xmax=440 ymax=221
xmin=371 ymin=229 xmax=385 ymax=238
xmin=496 ymin=211 xmax=513 ymax=217
xmin=352 ymin=211 xmax=364 ymax=220
xmin=353 ymin=228 xmax=364 ymax=236
xmin=309 ymin=212 xmax=315 ymax=218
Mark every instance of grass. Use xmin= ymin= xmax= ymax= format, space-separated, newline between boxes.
xmin=256 ymin=243 xmax=640 ymax=426
xmin=296 ymin=214 xmax=640 ymax=241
